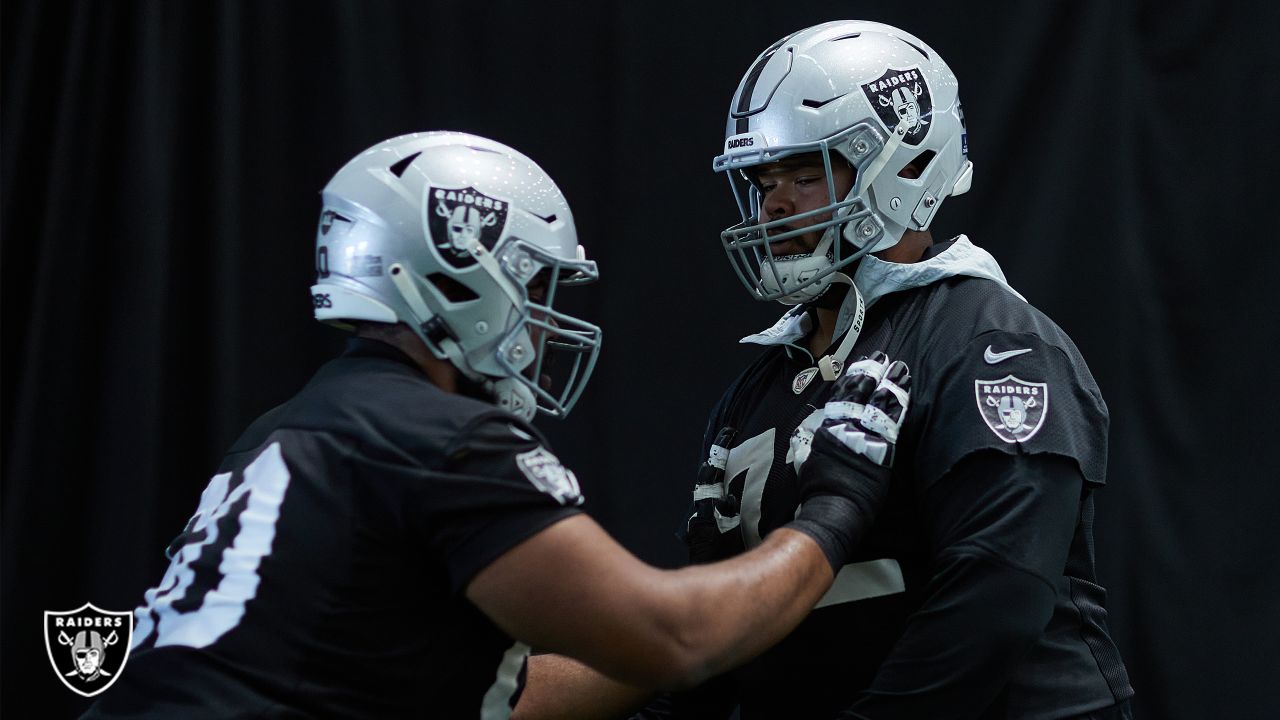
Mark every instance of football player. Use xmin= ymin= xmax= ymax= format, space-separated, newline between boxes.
xmin=520 ymin=20 xmax=1135 ymax=720
xmin=81 ymin=132 xmax=912 ymax=719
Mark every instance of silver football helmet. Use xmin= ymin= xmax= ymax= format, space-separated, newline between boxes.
xmin=311 ymin=132 xmax=601 ymax=420
xmin=713 ymin=21 xmax=973 ymax=304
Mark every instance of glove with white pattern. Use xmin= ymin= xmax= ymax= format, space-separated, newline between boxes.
xmin=786 ymin=352 xmax=911 ymax=572
xmin=686 ymin=427 xmax=746 ymax=564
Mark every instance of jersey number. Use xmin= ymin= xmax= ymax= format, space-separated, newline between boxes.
xmin=133 ymin=442 xmax=292 ymax=649
xmin=723 ymin=427 xmax=776 ymax=547
xmin=724 ymin=421 xmax=905 ymax=607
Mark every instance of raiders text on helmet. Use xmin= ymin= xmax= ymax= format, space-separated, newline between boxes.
xmin=311 ymin=132 xmax=602 ymax=420
xmin=713 ymin=21 xmax=974 ymax=304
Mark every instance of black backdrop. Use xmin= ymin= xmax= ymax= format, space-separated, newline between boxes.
xmin=5 ymin=1 xmax=1279 ymax=718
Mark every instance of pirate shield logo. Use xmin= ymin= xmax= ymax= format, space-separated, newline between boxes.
xmin=860 ymin=67 xmax=933 ymax=146
xmin=515 ymin=446 xmax=584 ymax=506
xmin=44 ymin=603 xmax=134 ymax=697
xmin=425 ymin=186 xmax=509 ymax=269
xmin=974 ymin=375 xmax=1050 ymax=443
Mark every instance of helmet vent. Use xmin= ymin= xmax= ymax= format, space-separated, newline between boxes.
xmin=896 ymin=38 xmax=930 ymax=60
xmin=388 ymin=151 xmax=422 ymax=178
xmin=829 ymin=33 xmax=861 ymax=42
xmin=735 ymin=48 xmax=787 ymax=116
xmin=802 ymin=92 xmax=848 ymax=109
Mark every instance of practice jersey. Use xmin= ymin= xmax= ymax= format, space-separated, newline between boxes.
xmin=658 ymin=271 xmax=1133 ymax=719
xmin=84 ymin=338 xmax=583 ymax=720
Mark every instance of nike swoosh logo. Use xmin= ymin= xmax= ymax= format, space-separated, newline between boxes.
xmin=984 ymin=345 xmax=1033 ymax=364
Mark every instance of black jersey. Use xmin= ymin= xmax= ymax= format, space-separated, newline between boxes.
xmin=84 ymin=338 xmax=583 ymax=720
xmin=660 ymin=266 xmax=1133 ymax=718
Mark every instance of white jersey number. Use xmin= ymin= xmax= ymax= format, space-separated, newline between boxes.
xmin=722 ymin=428 xmax=776 ymax=547
xmin=133 ymin=442 xmax=292 ymax=649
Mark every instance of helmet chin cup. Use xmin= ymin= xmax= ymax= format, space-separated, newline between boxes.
xmin=779 ymin=273 xmax=835 ymax=304
xmin=491 ymin=377 xmax=537 ymax=422
xmin=758 ymin=230 xmax=839 ymax=305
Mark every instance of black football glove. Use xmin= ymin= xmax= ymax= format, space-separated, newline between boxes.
xmin=786 ymin=352 xmax=911 ymax=572
xmin=686 ymin=427 xmax=746 ymax=564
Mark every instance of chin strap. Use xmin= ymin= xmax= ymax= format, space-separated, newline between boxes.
xmin=389 ymin=263 xmax=466 ymax=362
xmin=858 ymin=123 xmax=909 ymax=197
xmin=810 ymin=224 xmax=837 ymax=261
xmin=817 ymin=274 xmax=865 ymax=381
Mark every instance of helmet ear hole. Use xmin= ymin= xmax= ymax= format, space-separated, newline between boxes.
xmin=424 ymin=273 xmax=480 ymax=303
xmin=898 ymin=150 xmax=935 ymax=179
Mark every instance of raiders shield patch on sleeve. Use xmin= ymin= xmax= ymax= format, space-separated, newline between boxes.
xmin=975 ymin=375 xmax=1049 ymax=443
xmin=515 ymin=446 xmax=583 ymax=506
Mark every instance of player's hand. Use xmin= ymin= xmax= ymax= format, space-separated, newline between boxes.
xmin=786 ymin=352 xmax=911 ymax=572
xmin=686 ymin=427 xmax=745 ymax=564
xmin=817 ymin=351 xmax=910 ymax=467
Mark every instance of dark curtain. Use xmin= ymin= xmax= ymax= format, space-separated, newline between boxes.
xmin=4 ymin=1 xmax=1278 ymax=717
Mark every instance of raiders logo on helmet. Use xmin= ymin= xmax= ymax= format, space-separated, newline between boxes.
xmin=860 ymin=68 xmax=933 ymax=146
xmin=426 ymin=186 xmax=510 ymax=268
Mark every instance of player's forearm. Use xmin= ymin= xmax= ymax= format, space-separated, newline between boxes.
xmin=467 ymin=516 xmax=832 ymax=691
xmin=651 ymin=527 xmax=834 ymax=687
xmin=513 ymin=654 xmax=651 ymax=720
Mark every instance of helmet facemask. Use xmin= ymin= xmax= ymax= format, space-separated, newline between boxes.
xmin=384 ymin=232 xmax=601 ymax=422
xmin=716 ymin=121 xmax=907 ymax=304
xmin=489 ymin=241 xmax=601 ymax=420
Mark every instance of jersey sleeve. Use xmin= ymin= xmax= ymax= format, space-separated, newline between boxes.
xmin=908 ymin=329 xmax=1109 ymax=492
xmin=841 ymin=451 xmax=1083 ymax=718
xmin=417 ymin=414 xmax=585 ymax=594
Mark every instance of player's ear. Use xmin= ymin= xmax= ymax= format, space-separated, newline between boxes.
xmin=896 ymin=150 xmax=934 ymax=180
